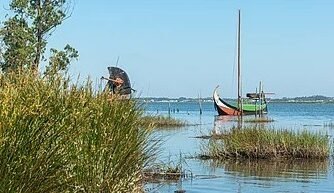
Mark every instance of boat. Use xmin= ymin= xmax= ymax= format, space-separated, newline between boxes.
xmin=101 ymin=66 xmax=134 ymax=98
xmin=213 ymin=86 xmax=267 ymax=116
xmin=213 ymin=10 xmax=268 ymax=116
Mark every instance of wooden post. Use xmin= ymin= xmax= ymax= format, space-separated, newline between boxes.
xmin=168 ymin=102 xmax=171 ymax=118
xmin=259 ymin=81 xmax=262 ymax=117
xmin=255 ymin=87 xmax=258 ymax=118
xmin=198 ymin=93 xmax=203 ymax=115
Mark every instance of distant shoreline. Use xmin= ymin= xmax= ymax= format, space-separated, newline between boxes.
xmin=136 ymin=95 xmax=334 ymax=104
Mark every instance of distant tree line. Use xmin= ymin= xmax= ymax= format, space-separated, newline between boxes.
xmin=138 ymin=95 xmax=334 ymax=103
xmin=272 ymin=95 xmax=334 ymax=103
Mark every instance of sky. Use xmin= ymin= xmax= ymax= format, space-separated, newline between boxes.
xmin=1 ymin=0 xmax=334 ymax=98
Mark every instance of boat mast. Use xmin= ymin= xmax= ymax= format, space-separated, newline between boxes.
xmin=237 ymin=9 xmax=242 ymax=111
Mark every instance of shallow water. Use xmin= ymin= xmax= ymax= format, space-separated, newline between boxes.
xmin=144 ymin=102 xmax=334 ymax=193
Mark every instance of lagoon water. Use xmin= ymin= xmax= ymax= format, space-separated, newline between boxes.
xmin=144 ymin=102 xmax=334 ymax=193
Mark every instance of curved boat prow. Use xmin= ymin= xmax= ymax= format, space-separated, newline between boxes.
xmin=213 ymin=86 xmax=242 ymax=116
xmin=213 ymin=86 xmax=267 ymax=116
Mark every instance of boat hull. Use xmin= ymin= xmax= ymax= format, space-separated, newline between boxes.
xmin=213 ymin=86 xmax=267 ymax=116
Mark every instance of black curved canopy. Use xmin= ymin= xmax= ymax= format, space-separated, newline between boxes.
xmin=107 ymin=66 xmax=132 ymax=95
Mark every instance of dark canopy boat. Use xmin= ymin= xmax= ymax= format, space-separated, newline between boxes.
xmin=102 ymin=66 xmax=134 ymax=98
xmin=213 ymin=10 xmax=269 ymax=116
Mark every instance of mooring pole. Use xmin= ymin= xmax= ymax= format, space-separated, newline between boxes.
xmin=168 ymin=102 xmax=171 ymax=118
xmin=259 ymin=81 xmax=262 ymax=117
xmin=255 ymin=87 xmax=258 ymax=118
xmin=199 ymin=93 xmax=203 ymax=115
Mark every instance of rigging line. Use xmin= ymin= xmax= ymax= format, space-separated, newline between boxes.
xmin=116 ymin=56 xmax=120 ymax=67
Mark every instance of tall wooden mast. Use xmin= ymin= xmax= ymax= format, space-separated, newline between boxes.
xmin=237 ymin=9 xmax=242 ymax=111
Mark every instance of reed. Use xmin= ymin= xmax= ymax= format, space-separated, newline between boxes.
xmin=141 ymin=115 xmax=186 ymax=128
xmin=201 ymin=126 xmax=330 ymax=160
xmin=0 ymin=70 xmax=155 ymax=193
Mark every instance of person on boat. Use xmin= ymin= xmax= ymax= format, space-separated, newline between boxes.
xmin=101 ymin=76 xmax=124 ymax=94
xmin=112 ymin=77 xmax=124 ymax=88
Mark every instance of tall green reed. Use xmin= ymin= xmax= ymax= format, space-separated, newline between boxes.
xmin=0 ymin=70 xmax=155 ymax=192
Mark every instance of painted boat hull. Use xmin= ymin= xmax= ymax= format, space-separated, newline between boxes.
xmin=213 ymin=86 xmax=267 ymax=116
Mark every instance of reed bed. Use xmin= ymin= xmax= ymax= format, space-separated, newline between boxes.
xmin=141 ymin=115 xmax=186 ymax=128
xmin=201 ymin=127 xmax=330 ymax=160
xmin=0 ymin=71 xmax=155 ymax=193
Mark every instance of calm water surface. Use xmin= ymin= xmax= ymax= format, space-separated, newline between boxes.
xmin=144 ymin=102 xmax=334 ymax=193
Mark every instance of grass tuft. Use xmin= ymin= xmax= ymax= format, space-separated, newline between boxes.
xmin=201 ymin=126 xmax=330 ymax=160
xmin=141 ymin=115 xmax=186 ymax=128
xmin=243 ymin=117 xmax=275 ymax=123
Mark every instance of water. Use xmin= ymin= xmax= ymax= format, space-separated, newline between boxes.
xmin=144 ymin=102 xmax=334 ymax=193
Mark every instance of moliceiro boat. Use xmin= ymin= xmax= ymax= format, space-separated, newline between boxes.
xmin=213 ymin=86 xmax=267 ymax=116
xmin=213 ymin=10 xmax=270 ymax=116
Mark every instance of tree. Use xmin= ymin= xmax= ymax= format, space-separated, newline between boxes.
xmin=45 ymin=44 xmax=78 ymax=76
xmin=0 ymin=0 xmax=77 ymax=72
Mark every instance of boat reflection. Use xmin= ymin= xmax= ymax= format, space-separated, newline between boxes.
xmin=214 ymin=115 xmax=274 ymax=132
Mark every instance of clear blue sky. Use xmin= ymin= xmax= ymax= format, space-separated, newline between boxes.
xmin=1 ymin=0 xmax=334 ymax=98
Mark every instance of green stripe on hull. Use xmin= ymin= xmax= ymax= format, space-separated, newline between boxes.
xmin=230 ymin=103 xmax=267 ymax=112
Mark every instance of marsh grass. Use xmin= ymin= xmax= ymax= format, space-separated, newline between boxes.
xmin=243 ymin=117 xmax=274 ymax=123
xmin=141 ymin=115 xmax=186 ymax=128
xmin=228 ymin=117 xmax=274 ymax=123
xmin=143 ymin=162 xmax=184 ymax=182
xmin=0 ymin=70 xmax=156 ymax=193
xmin=201 ymin=126 xmax=330 ymax=160
xmin=143 ymin=154 xmax=191 ymax=183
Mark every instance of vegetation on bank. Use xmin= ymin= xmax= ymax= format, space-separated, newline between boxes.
xmin=0 ymin=71 xmax=156 ymax=192
xmin=0 ymin=1 xmax=159 ymax=192
xmin=141 ymin=115 xmax=186 ymax=128
xmin=201 ymin=127 xmax=330 ymax=160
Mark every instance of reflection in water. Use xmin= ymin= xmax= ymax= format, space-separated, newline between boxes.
xmin=204 ymin=159 xmax=329 ymax=182
xmin=213 ymin=115 xmax=274 ymax=132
